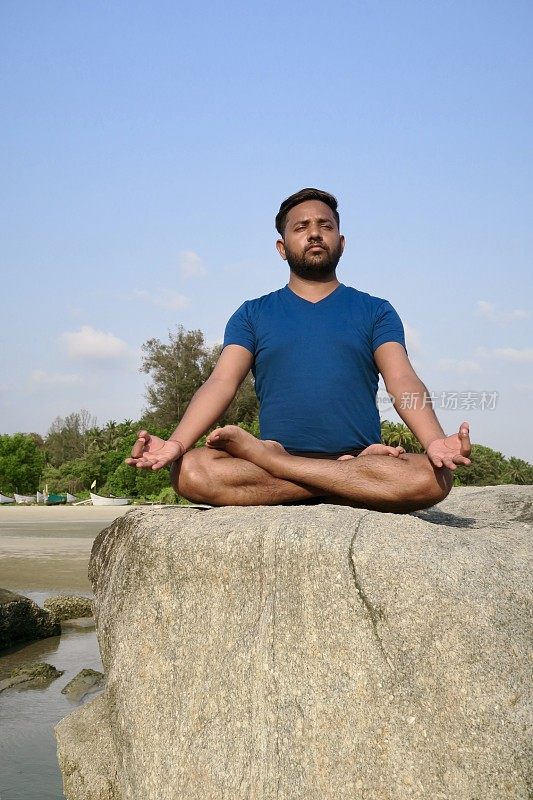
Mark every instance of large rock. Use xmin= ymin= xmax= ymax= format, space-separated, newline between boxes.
xmin=55 ymin=486 xmax=533 ymax=800
xmin=0 ymin=588 xmax=61 ymax=650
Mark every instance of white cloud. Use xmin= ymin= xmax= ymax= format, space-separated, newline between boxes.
xmin=61 ymin=326 xmax=129 ymax=361
xmin=133 ymin=289 xmax=190 ymax=311
xmin=475 ymin=300 xmax=528 ymax=323
xmin=403 ymin=322 xmax=423 ymax=355
xmin=494 ymin=348 xmax=533 ymax=363
xmin=180 ymin=250 xmax=206 ymax=278
xmin=437 ymin=358 xmax=481 ymax=374
xmin=30 ymin=370 xmax=83 ymax=387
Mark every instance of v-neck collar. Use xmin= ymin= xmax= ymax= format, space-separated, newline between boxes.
xmin=284 ymin=283 xmax=345 ymax=306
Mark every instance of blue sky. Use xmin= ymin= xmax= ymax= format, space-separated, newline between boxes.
xmin=1 ymin=1 xmax=532 ymax=460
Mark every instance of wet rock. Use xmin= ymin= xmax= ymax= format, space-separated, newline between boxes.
xmin=60 ymin=617 xmax=95 ymax=630
xmin=61 ymin=669 xmax=104 ymax=702
xmin=0 ymin=661 xmax=63 ymax=692
xmin=0 ymin=588 xmax=61 ymax=650
xmin=44 ymin=595 xmax=93 ymax=621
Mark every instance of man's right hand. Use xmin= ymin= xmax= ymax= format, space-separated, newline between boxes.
xmin=125 ymin=430 xmax=185 ymax=471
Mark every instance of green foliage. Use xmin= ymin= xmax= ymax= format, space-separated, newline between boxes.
xmin=454 ymin=445 xmax=533 ymax=486
xmin=380 ymin=421 xmax=424 ymax=453
xmin=140 ymin=327 xmax=258 ymax=429
xmin=380 ymin=422 xmax=533 ymax=487
xmin=103 ymin=461 xmax=170 ymax=499
xmin=0 ymin=433 xmax=46 ymax=494
xmin=156 ymin=486 xmax=179 ymax=504
xmin=141 ymin=326 xmax=215 ymax=428
xmin=45 ymin=410 xmax=96 ymax=467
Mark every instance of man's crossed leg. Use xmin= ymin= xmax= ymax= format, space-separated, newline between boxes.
xmin=172 ymin=426 xmax=455 ymax=514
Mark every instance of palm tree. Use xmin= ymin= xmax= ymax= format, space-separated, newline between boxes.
xmin=381 ymin=421 xmax=423 ymax=453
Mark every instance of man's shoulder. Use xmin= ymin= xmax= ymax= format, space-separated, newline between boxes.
xmin=236 ymin=286 xmax=287 ymax=313
xmin=341 ymin=285 xmax=394 ymax=310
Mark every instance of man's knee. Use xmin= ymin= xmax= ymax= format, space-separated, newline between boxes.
xmin=417 ymin=456 xmax=453 ymax=508
xmin=170 ymin=448 xmax=226 ymax=503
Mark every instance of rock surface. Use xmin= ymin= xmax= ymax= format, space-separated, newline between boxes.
xmin=61 ymin=668 xmax=105 ymax=702
xmin=55 ymin=486 xmax=533 ymax=800
xmin=0 ymin=661 xmax=64 ymax=692
xmin=44 ymin=595 xmax=93 ymax=621
xmin=60 ymin=617 xmax=95 ymax=630
xmin=0 ymin=588 xmax=61 ymax=650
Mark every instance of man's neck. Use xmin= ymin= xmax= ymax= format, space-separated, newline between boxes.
xmin=287 ymin=273 xmax=340 ymax=302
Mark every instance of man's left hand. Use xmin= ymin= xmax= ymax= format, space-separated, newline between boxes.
xmin=426 ymin=422 xmax=471 ymax=470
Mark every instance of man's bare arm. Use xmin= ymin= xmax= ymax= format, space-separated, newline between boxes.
xmin=374 ymin=342 xmax=471 ymax=470
xmin=126 ymin=345 xmax=254 ymax=470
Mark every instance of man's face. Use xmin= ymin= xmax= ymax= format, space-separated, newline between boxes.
xmin=276 ymin=199 xmax=345 ymax=280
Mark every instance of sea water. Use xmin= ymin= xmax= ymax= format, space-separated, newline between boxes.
xmin=0 ymin=597 xmax=103 ymax=799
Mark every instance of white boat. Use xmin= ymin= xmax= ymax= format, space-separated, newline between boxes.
xmin=36 ymin=490 xmax=47 ymax=504
xmin=14 ymin=493 xmax=36 ymax=505
xmin=90 ymin=492 xmax=131 ymax=507
xmin=0 ymin=493 xmax=15 ymax=504
xmin=66 ymin=493 xmax=78 ymax=503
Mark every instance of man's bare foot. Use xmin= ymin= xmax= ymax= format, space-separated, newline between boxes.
xmin=206 ymin=425 xmax=282 ymax=469
xmin=357 ymin=444 xmax=406 ymax=458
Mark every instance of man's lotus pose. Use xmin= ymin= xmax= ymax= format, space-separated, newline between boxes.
xmin=127 ymin=188 xmax=471 ymax=513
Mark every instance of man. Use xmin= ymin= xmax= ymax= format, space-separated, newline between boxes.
xmin=127 ymin=188 xmax=471 ymax=512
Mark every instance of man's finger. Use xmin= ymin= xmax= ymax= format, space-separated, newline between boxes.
xmin=131 ymin=431 xmax=152 ymax=459
xmin=459 ymin=422 xmax=471 ymax=457
xmin=135 ymin=457 xmax=156 ymax=468
xmin=443 ymin=458 xmax=457 ymax=470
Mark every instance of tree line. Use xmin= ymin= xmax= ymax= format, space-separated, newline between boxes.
xmin=1 ymin=326 xmax=531 ymax=500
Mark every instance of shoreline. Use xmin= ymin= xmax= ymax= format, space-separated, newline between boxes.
xmin=0 ymin=506 xmax=132 ymax=592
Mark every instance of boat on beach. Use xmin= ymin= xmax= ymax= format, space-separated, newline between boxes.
xmin=45 ymin=493 xmax=67 ymax=506
xmin=66 ymin=492 xmax=78 ymax=503
xmin=14 ymin=493 xmax=36 ymax=505
xmin=0 ymin=493 xmax=15 ymax=504
xmin=90 ymin=492 xmax=131 ymax=507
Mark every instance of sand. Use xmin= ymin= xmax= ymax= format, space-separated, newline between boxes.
xmin=0 ymin=506 xmax=132 ymax=592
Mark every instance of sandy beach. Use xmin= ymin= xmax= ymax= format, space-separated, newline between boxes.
xmin=0 ymin=505 xmax=132 ymax=592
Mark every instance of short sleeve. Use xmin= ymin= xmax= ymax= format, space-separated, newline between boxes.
xmin=223 ymin=302 xmax=256 ymax=355
xmin=372 ymin=300 xmax=407 ymax=353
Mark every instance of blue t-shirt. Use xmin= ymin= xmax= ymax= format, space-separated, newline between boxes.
xmin=223 ymin=283 xmax=405 ymax=453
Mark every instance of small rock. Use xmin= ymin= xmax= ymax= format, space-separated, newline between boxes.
xmin=0 ymin=662 xmax=64 ymax=692
xmin=61 ymin=668 xmax=104 ymax=701
xmin=0 ymin=588 xmax=61 ymax=650
xmin=44 ymin=595 xmax=93 ymax=621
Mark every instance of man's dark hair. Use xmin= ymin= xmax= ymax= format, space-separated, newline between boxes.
xmin=275 ymin=188 xmax=340 ymax=236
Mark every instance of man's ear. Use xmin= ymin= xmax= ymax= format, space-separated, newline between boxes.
xmin=340 ymin=235 xmax=345 ymax=254
xmin=276 ymin=238 xmax=287 ymax=260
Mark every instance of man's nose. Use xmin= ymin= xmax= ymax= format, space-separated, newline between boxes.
xmin=307 ymin=225 xmax=322 ymax=240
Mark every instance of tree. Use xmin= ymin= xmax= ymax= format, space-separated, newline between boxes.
xmin=209 ymin=344 xmax=259 ymax=426
xmin=502 ymin=457 xmax=533 ymax=485
xmin=380 ymin=421 xmax=424 ymax=453
xmin=454 ymin=444 xmax=508 ymax=486
xmin=141 ymin=325 xmax=258 ymax=429
xmin=0 ymin=434 xmax=46 ymax=494
xmin=45 ymin=409 xmax=97 ymax=467
xmin=141 ymin=327 xmax=211 ymax=428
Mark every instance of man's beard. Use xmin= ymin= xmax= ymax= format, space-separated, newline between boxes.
xmin=285 ymin=241 xmax=343 ymax=279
